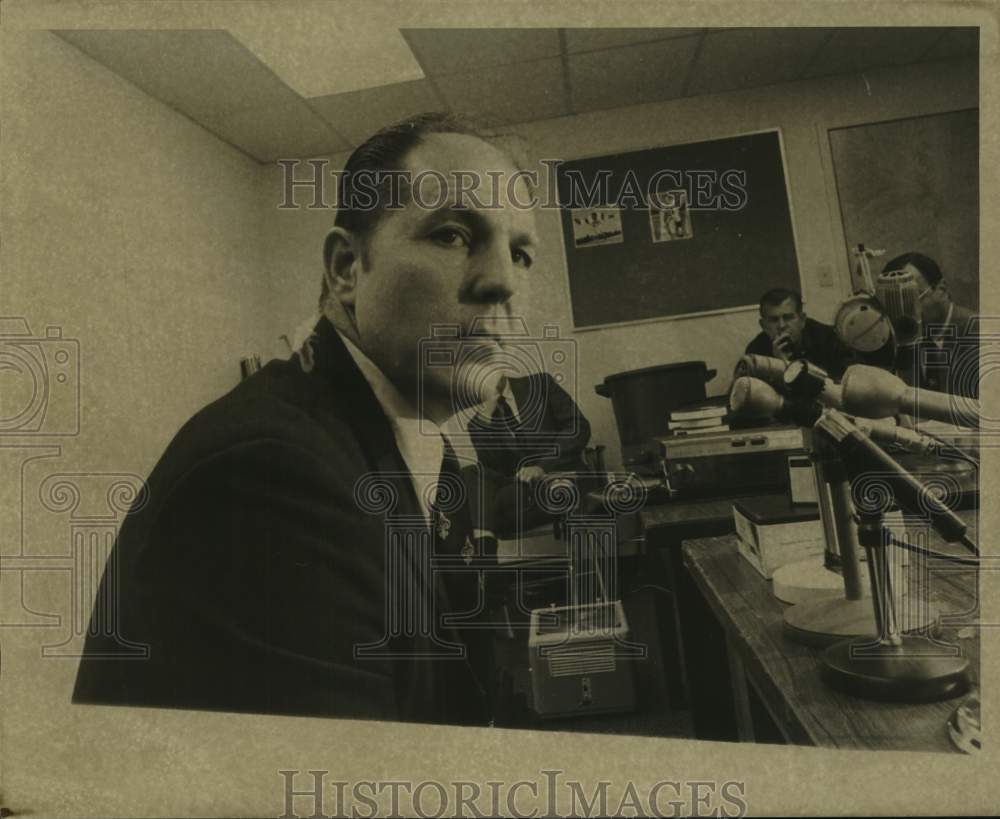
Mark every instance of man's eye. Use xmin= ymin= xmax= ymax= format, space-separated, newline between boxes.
xmin=430 ymin=228 xmax=470 ymax=248
xmin=512 ymin=248 xmax=534 ymax=268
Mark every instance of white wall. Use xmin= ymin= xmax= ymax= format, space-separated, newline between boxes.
xmin=1 ymin=31 xmax=269 ymax=702
xmin=2 ymin=32 xmax=268 ymax=479
xmin=260 ymin=56 xmax=977 ymax=471
xmin=0 ymin=34 xmax=335 ymax=808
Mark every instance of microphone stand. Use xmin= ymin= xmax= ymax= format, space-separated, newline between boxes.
xmin=781 ymin=429 xmax=937 ymax=646
xmin=728 ymin=373 xmax=935 ymax=645
xmin=781 ymin=432 xmax=880 ymax=647
xmin=813 ymin=410 xmax=972 ymax=701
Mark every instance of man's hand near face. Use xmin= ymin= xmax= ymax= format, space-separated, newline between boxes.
xmin=516 ymin=464 xmax=545 ymax=484
xmin=772 ymin=331 xmax=795 ymax=362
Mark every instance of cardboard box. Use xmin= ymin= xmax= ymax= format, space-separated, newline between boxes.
xmin=733 ymin=496 xmax=825 ymax=579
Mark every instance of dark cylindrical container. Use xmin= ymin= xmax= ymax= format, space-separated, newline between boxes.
xmin=595 ymin=362 xmax=718 ymax=447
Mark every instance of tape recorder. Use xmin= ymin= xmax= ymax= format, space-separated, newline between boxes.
xmin=633 ymin=425 xmax=808 ymax=499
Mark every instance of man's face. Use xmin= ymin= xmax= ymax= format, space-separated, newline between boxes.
xmin=904 ymin=262 xmax=949 ymax=324
xmin=351 ymin=133 xmax=539 ymax=420
xmin=759 ymin=297 xmax=806 ymax=347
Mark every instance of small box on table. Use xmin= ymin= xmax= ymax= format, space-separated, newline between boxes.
xmin=733 ymin=496 xmax=825 ymax=579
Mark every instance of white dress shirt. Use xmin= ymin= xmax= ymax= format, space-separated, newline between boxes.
xmin=338 ymin=332 xmax=444 ymax=525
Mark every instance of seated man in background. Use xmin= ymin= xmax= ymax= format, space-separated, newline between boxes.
xmin=745 ymin=287 xmax=853 ymax=379
xmin=467 ymin=371 xmax=592 ymax=535
xmin=880 ymin=252 xmax=979 ymax=399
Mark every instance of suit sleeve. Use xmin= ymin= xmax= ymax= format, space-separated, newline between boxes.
xmin=532 ymin=374 xmax=592 ymax=471
xmin=745 ymin=332 xmax=771 ymax=357
xmin=74 ymin=433 xmax=405 ymax=721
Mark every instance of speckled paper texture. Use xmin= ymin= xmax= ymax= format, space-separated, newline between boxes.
xmin=1 ymin=2 xmax=997 ymax=816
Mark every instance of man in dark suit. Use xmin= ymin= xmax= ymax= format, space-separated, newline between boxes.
xmin=470 ymin=372 xmax=591 ymax=478
xmin=466 ymin=371 xmax=592 ymax=534
xmin=882 ymin=252 xmax=979 ymax=401
xmin=72 ymin=112 xmax=540 ymax=726
xmin=745 ymin=287 xmax=853 ymax=379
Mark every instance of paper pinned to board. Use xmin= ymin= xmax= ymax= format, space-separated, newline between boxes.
xmin=649 ymin=188 xmax=693 ymax=242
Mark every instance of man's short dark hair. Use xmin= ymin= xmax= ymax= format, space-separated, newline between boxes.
xmin=759 ymin=287 xmax=803 ymax=313
xmin=321 ymin=112 xmax=511 ymax=305
xmin=881 ymin=252 xmax=943 ymax=288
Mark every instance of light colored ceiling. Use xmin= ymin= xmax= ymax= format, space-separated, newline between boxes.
xmin=54 ymin=27 xmax=977 ymax=164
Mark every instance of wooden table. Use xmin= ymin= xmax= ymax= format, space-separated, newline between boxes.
xmin=682 ymin=534 xmax=979 ymax=752
xmin=639 ymin=493 xmax=785 ymax=713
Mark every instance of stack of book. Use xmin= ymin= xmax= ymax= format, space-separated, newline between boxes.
xmin=667 ymin=403 xmax=728 ymax=435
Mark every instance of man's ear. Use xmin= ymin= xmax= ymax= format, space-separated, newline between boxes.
xmin=758 ymin=317 xmax=767 ymax=333
xmin=323 ymin=226 xmax=362 ymax=307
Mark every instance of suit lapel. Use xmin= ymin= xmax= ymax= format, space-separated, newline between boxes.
xmin=303 ymin=319 xmax=485 ymax=701
xmin=508 ymin=374 xmax=530 ymax=428
xmin=306 ymin=317 xmax=403 ymax=470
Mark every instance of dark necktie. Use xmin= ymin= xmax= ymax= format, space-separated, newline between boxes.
xmin=429 ymin=438 xmax=494 ymax=722
xmin=490 ymin=393 xmax=521 ymax=476
xmin=494 ymin=393 xmax=518 ymax=433
xmin=431 ymin=438 xmax=466 ymax=544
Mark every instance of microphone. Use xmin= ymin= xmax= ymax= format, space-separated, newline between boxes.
xmin=783 ymin=359 xmax=843 ymax=408
xmin=814 ymin=409 xmax=967 ymax=543
xmin=729 ymin=376 xmax=822 ymax=427
xmin=875 ymin=267 xmax=922 ymax=347
xmin=734 ymin=375 xmax=944 ymax=455
xmin=735 ymin=354 xmax=790 ymax=389
xmin=841 ymin=365 xmax=980 ymax=427
xmin=834 ymin=295 xmax=895 ymax=354
xmin=851 ymin=417 xmax=942 ymax=457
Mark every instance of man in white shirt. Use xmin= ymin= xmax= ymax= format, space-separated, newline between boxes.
xmin=74 ymin=112 xmax=539 ymax=726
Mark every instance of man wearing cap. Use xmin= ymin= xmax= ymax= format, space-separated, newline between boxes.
xmin=73 ymin=113 xmax=540 ymax=726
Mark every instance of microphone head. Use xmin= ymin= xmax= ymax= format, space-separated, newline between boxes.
xmin=875 ymin=268 xmax=922 ymax=346
xmin=730 ymin=376 xmax=783 ymax=417
xmin=841 ymin=364 xmax=908 ymax=419
xmin=834 ymin=295 xmax=895 ymax=354
xmin=735 ymin=354 xmax=787 ymax=387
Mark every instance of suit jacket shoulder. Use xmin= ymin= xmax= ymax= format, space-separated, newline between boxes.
xmin=73 ymin=319 xmax=484 ymax=725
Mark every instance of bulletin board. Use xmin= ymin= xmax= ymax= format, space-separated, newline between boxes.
xmin=557 ymin=130 xmax=801 ymax=330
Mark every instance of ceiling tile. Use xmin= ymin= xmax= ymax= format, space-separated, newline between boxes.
xmin=230 ymin=24 xmax=423 ymax=98
xmin=310 ymin=79 xmax=443 ymax=146
xmin=199 ymin=101 xmax=349 ymax=162
xmin=921 ymin=27 xmax=978 ymax=60
xmin=564 ymin=28 xmax=705 ymax=53
xmin=54 ymin=30 xmax=300 ymax=119
xmin=402 ymin=28 xmax=561 ymax=75
xmin=687 ymin=27 xmax=832 ymax=96
xmin=435 ymin=57 xmax=568 ymax=126
xmin=568 ymin=36 xmax=701 ymax=114
xmin=802 ymin=27 xmax=948 ymax=79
